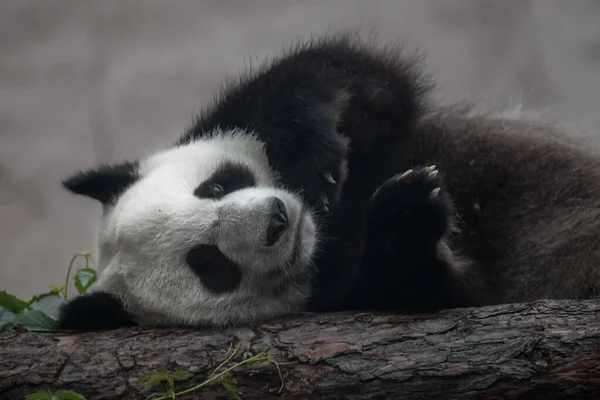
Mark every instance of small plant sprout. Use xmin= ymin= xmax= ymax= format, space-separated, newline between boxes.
xmin=137 ymin=342 xmax=295 ymax=400
xmin=0 ymin=251 xmax=97 ymax=332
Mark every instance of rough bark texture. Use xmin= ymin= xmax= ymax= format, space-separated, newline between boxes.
xmin=1 ymin=299 xmax=600 ymax=400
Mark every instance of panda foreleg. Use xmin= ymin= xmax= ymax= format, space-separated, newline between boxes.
xmin=353 ymin=166 xmax=470 ymax=312
xmin=269 ymin=127 xmax=350 ymax=214
xmin=57 ymin=291 xmax=136 ymax=331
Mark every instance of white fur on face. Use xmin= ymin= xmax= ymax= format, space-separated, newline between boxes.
xmin=92 ymin=129 xmax=318 ymax=327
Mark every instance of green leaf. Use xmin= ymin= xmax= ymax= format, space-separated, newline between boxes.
xmin=0 ymin=291 xmax=29 ymax=313
xmin=221 ymin=372 xmax=241 ymax=400
xmin=50 ymin=285 xmax=65 ymax=294
xmin=170 ymin=370 xmax=189 ymax=379
xmin=25 ymin=391 xmax=86 ymax=400
xmin=29 ymin=292 xmax=65 ymax=321
xmin=136 ymin=370 xmax=169 ymax=391
xmin=74 ymin=268 xmax=97 ymax=294
xmin=12 ymin=309 xmax=57 ymax=331
xmin=25 ymin=391 xmax=53 ymax=400
xmin=0 ymin=307 xmax=16 ymax=332
xmin=54 ymin=390 xmax=87 ymax=400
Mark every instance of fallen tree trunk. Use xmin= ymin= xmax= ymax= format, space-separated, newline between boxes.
xmin=1 ymin=299 xmax=600 ymax=400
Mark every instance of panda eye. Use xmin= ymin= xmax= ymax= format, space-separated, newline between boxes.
xmin=194 ymin=163 xmax=255 ymax=200
xmin=209 ymin=183 xmax=224 ymax=198
xmin=193 ymin=182 xmax=228 ymax=200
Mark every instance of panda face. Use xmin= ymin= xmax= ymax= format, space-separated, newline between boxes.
xmin=85 ymin=129 xmax=318 ymax=327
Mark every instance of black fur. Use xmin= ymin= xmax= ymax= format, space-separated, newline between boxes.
xmin=186 ymin=245 xmax=243 ymax=294
xmin=57 ymin=292 xmax=136 ymax=330
xmin=180 ymin=35 xmax=428 ymax=214
xmin=62 ymin=161 xmax=139 ymax=205
xmin=59 ymin=33 xmax=600 ymax=330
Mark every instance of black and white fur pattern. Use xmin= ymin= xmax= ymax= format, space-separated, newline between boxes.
xmin=92 ymin=130 xmax=320 ymax=327
xmin=57 ymin=34 xmax=600 ymax=330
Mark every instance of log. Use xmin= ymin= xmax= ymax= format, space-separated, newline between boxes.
xmin=1 ymin=299 xmax=600 ymax=400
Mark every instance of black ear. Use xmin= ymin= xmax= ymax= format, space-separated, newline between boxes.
xmin=57 ymin=292 xmax=136 ymax=331
xmin=62 ymin=161 xmax=139 ymax=204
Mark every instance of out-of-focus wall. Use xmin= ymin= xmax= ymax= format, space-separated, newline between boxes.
xmin=1 ymin=0 xmax=600 ymax=298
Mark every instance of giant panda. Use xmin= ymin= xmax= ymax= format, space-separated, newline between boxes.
xmin=57 ymin=34 xmax=600 ymax=331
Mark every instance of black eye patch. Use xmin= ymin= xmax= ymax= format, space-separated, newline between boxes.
xmin=194 ymin=162 xmax=256 ymax=199
xmin=186 ymin=244 xmax=242 ymax=294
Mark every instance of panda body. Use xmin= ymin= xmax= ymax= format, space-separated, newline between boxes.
xmin=58 ymin=34 xmax=600 ymax=330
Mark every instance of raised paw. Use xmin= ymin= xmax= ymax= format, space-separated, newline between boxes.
xmin=282 ymin=136 xmax=349 ymax=213
xmin=394 ymin=165 xmax=442 ymax=200
xmin=369 ymin=165 xmax=452 ymax=243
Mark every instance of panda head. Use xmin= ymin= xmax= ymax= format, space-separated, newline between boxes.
xmin=57 ymin=129 xmax=318 ymax=330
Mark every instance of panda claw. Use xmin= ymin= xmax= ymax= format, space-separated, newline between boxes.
xmin=427 ymin=170 xmax=439 ymax=179
xmin=323 ymin=172 xmax=336 ymax=185
xmin=425 ymin=165 xmax=436 ymax=173
xmin=396 ymin=169 xmax=413 ymax=181
xmin=321 ymin=196 xmax=330 ymax=212
xmin=371 ymin=186 xmax=381 ymax=200
xmin=429 ymin=187 xmax=441 ymax=199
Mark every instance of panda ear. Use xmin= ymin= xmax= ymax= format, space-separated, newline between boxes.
xmin=62 ymin=161 xmax=139 ymax=204
xmin=57 ymin=291 xmax=136 ymax=331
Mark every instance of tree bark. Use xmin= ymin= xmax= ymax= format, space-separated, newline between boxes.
xmin=1 ymin=299 xmax=600 ymax=400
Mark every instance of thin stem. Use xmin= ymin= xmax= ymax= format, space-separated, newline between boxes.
xmin=63 ymin=253 xmax=82 ymax=300
xmin=168 ymin=376 xmax=175 ymax=399
xmin=87 ymin=253 xmax=98 ymax=270
xmin=209 ymin=342 xmax=239 ymax=378
xmin=152 ymin=353 xmax=270 ymax=400
xmin=271 ymin=360 xmax=285 ymax=393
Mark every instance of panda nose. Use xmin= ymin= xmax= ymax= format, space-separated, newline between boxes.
xmin=266 ymin=197 xmax=288 ymax=246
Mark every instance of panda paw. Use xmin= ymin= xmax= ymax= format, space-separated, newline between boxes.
xmin=285 ymin=136 xmax=349 ymax=213
xmin=316 ymin=156 xmax=348 ymax=213
xmin=369 ymin=165 xmax=452 ymax=243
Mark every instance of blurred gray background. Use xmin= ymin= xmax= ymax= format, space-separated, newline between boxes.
xmin=2 ymin=0 xmax=600 ymax=299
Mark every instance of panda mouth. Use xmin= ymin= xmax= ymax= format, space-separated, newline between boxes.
xmin=272 ymin=207 xmax=308 ymax=275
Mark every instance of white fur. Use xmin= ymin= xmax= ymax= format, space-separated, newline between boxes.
xmin=91 ymin=129 xmax=318 ymax=327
